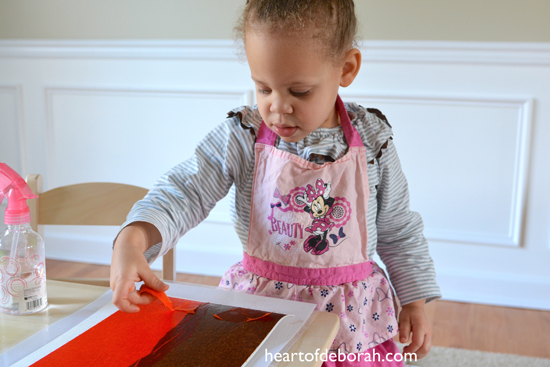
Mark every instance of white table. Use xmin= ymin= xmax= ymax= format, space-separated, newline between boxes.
xmin=1 ymin=279 xmax=340 ymax=367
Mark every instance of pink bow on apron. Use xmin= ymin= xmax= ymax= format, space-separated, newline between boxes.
xmin=243 ymin=95 xmax=374 ymax=286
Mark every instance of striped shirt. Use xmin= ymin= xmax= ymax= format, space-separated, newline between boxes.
xmin=123 ymin=102 xmax=442 ymax=306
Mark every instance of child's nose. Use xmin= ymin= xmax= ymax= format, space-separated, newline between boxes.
xmin=269 ymin=95 xmax=293 ymax=115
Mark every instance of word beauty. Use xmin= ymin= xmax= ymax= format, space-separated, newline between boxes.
xmin=267 ymin=206 xmax=304 ymax=239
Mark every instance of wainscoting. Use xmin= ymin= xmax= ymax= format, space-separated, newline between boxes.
xmin=1 ymin=40 xmax=549 ymax=310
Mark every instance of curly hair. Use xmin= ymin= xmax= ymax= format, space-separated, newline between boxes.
xmin=235 ymin=0 xmax=358 ymax=63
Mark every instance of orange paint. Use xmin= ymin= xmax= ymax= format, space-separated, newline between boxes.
xmin=213 ymin=308 xmax=273 ymax=322
xmin=139 ymin=285 xmax=203 ymax=313
xmin=246 ymin=312 xmax=273 ymax=322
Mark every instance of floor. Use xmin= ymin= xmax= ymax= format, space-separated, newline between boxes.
xmin=46 ymin=259 xmax=550 ymax=359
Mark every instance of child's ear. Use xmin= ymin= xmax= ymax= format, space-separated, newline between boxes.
xmin=339 ymin=48 xmax=362 ymax=88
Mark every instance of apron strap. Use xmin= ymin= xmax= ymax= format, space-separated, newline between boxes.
xmin=256 ymin=95 xmax=363 ymax=147
xmin=256 ymin=117 xmax=277 ymax=145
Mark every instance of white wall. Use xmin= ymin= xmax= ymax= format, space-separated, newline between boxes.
xmin=1 ymin=40 xmax=550 ymax=311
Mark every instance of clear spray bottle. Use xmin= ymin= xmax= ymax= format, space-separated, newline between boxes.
xmin=0 ymin=163 xmax=47 ymax=315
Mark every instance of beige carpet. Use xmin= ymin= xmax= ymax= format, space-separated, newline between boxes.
xmin=396 ymin=343 xmax=550 ymax=367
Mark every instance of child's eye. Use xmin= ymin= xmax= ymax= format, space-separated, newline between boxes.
xmin=257 ymin=89 xmax=271 ymax=95
xmin=291 ymin=90 xmax=310 ymax=97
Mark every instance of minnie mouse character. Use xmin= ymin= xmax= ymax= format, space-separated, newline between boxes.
xmin=296 ymin=178 xmax=335 ymax=255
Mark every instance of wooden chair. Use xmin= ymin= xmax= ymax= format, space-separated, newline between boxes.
xmin=25 ymin=174 xmax=175 ymax=287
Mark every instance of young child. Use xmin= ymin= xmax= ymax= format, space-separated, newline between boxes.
xmin=110 ymin=1 xmax=441 ymax=365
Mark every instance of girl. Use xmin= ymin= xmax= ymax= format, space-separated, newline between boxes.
xmin=111 ymin=1 xmax=441 ymax=365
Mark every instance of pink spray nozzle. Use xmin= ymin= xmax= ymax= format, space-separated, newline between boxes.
xmin=0 ymin=163 xmax=38 ymax=225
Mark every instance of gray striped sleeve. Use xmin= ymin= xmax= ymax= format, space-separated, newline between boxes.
xmin=375 ymin=139 xmax=442 ymax=306
xmin=120 ymin=117 xmax=254 ymax=263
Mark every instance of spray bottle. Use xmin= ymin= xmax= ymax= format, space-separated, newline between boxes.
xmin=0 ymin=163 xmax=47 ymax=315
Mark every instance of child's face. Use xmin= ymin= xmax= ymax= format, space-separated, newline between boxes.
xmin=245 ymin=31 xmax=351 ymax=143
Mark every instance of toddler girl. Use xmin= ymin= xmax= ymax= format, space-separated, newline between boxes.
xmin=111 ymin=1 xmax=441 ymax=365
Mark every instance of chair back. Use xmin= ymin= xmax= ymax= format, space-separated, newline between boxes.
xmin=25 ymin=174 xmax=175 ymax=281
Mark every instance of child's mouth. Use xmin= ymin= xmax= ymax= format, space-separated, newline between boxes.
xmin=273 ymin=125 xmax=298 ymax=137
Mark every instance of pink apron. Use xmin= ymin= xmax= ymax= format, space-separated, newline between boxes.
xmin=220 ymin=96 xmax=401 ymax=365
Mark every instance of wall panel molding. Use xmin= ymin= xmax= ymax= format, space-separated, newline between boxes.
xmin=44 ymin=86 xmax=252 ymax=187
xmin=0 ymin=40 xmax=549 ymax=66
xmin=342 ymin=92 xmax=533 ymax=247
xmin=0 ymin=85 xmax=26 ymax=174
xmin=0 ymin=40 xmax=239 ymax=60
xmin=44 ymin=86 xmax=253 ymax=224
xmin=358 ymin=40 xmax=550 ymax=66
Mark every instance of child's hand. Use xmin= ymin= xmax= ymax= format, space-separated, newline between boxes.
xmin=398 ymin=299 xmax=432 ymax=359
xmin=110 ymin=222 xmax=168 ymax=313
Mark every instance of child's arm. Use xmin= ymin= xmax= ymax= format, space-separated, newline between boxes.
xmin=110 ymin=222 xmax=167 ymax=313
xmin=375 ymin=139 xmax=441 ymax=305
xmin=374 ymin=139 xmax=441 ymax=358
xmin=109 ymin=111 xmax=257 ymax=312
xmin=398 ymin=298 xmax=432 ymax=359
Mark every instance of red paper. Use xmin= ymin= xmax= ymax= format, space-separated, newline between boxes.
xmin=30 ymin=292 xmax=283 ymax=366
xmin=31 ymin=297 xmax=203 ymax=367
